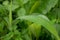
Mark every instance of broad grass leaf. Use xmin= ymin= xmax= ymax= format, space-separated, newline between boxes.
xmin=18 ymin=15 xmax=59 ymax=40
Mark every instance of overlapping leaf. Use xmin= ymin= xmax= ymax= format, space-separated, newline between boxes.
xmin=18 ymin=15 xmax=59 ymax=40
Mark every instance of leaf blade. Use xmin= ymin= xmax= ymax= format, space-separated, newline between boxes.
xmin=18 ymin=15 xmax=59 ymax=40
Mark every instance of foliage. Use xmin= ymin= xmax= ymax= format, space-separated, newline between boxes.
xmin=0 ymin=0 xmax=60 ymax=40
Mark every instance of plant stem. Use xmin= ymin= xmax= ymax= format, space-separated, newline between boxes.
xmin=9 ymin=0 xmax=12 ymax=31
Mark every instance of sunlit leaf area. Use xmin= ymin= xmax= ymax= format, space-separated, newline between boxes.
xmin=0 ymin=0 xmax=60 ymax=40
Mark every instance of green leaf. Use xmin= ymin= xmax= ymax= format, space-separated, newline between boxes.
xmin=29 ymin=1 xmax=40 ymax=14
xmin=14 ymin=33 xmax=23 ymax=40
xmin=9 ymin=4 xmax=19 ymax=11
xmin=29 ymin=23 xmax=41 ymax=38
xmin=23 ymin=34 xmax=32 ymax=40
xmin=23 ymin=0 xmax=29 ymax=4
xmin=27 ymin=0 xmax=58 ymax=14
xmin=11 ymin=4 xmax=19 ymax=11
xmin=3 ymin=1 xmax=9 ymax=6
xmin=0 ymin=5 xmax=6 ymax=16
xmin=13 ymin=0 xmax=29 ymax=5
xmin=55 ymin=24 xmax=60 ymax=36
xmin=0 ymin=21 xmax=4 ymax=32
xmin=17 ymin=8 xmax=26 ymax=17
xmin=18 ymin=15 xmax=59 ymax=40
xmin=1 ymin=32 xmax=14 ymax=40
xmin=12 ymin=25 xmax=17 ymax=31
xmin=13 ymin=0 xmax=29 ymax=9
xmin=15 ymin=38 xmax=23 ymax=40
xmin=3 ymin=1 xmax=19 ymax=11
xmin=39 ymin=0 xmax=58 ymax=14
